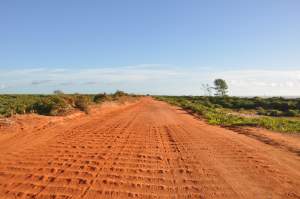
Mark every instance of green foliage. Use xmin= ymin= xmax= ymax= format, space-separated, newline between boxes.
xmin=93 ymin=93 xmax=111 ymax=103
xmin=0 ymin=95 xmax=44 ymax=116
xmin=113 ymin=90 xmax=128 ymax=99
xmin=74 ymin=95 xmax=90 ymax=114
xmin=257 ymin=107 xmax=267 ymax=115
xmin=214 ymin=79 xmax=228 ymax=96
xmin=33 ymin=96 xmax=70 ymax=116
xmin=268 ymin=109 xmax=283 ymax=117
xmin=0 ymin=92 xmax=135 ymax=117
xmin=181 ymin=96 xmax=299 ymax=117
xmin=285 ymin=110 xmax=298 ymax=117
xmin=296 ymin=101 xmax=300 ymax=109
xmin=156 ymin=96 xmax=300 ymax=133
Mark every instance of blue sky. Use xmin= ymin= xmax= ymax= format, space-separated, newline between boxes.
xmin=0 ymin=0 xmax=300 ymax=95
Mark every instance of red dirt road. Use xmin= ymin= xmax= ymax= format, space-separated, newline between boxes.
xmin=0 ymin=98 xmax=300 ymax=199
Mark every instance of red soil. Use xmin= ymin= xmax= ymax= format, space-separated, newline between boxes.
xmin=0 ymin=98 xmax=299 ymax=199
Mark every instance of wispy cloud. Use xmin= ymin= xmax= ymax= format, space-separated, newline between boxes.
xmin=0 ymin=65 xmax=299 ymax=96
xmin=31 ymin=80 xmax=52 ymax=85
xmin=83 ymin=81 xmax=99 ymax=85
xmin=211 ymin=69 xmax=300 ymax=96
xmin=59 ymin=82 xmax=74 ymax=86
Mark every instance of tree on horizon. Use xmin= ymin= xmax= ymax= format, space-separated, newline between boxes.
xmin=214 ymin=79 xmax=228 ymax=96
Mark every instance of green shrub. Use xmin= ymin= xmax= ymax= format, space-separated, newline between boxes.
xmin=32 ymin=96 xmax=70 ymax=116
xmin=238 ymin=108 xmax=245 ymax=112
xmin=213 ymin=104 xmax=222 ymax=109
xmin=94 ymin=93 xmax=110 ymax=103
xmin=74 ymin=95 xmax=90 ymax=114
xmin=296 ymin=101 xmax=300 ymax=109
xmin=267 ymin=110 xmax=283 ymax=117
xmin=186 ymin=96 xmax=300 ymax=114
xmin=284 ymin=110 xmax=298 ymax=117
xmin=256 ymin=107 xmax=266 ymax=115
xmin=0 ymin=95 xmax=40 ymax=116
xmin=0 ymin=93 xmax=134 ymax=117
xmin=156 ymin=96 xmax=300 ymax=133
xmin=113 ymin=90 xmax=128 ymax=99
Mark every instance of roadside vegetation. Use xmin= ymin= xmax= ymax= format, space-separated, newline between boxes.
xmin=156 ymin=79 xmax=300 ymax=133
xmin=0 ymin=90 xmax=134 ymax=117
xmin=156 ymin=96 xmax=300 ymax=133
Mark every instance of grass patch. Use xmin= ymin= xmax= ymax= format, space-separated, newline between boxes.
xmin=156 ymin=96 xmax=300 ymax=133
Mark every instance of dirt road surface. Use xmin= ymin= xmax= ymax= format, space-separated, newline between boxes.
xmin=0 ymin=98 xmax=300 ymax=199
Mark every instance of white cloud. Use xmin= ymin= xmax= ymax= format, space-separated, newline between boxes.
xmin=209 ymin=69 xmax=300 ymax=96
xmin=31 ymin=80 xmax=52 ymax=85
xmin=0 ymin=65 xmax=299 ymax=96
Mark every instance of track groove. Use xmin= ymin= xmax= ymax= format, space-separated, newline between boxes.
xmin=79 ymin=111 xmax=140 ymax=198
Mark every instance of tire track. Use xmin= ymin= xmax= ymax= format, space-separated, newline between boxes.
xmin=79 ymin=110 xmax=139 ymax=198
xmin=0 ymin=102 xmax=142 ymax=199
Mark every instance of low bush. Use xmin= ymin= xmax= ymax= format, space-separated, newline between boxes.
xmin=0 ymin=93 xmax=137 ymax=117
xmin=113 ymin=90 xmax=128 ymax=99
xmin=74 ymin=95 xmax=90 ymax=114
xmin=0 ymin=95 xmax=44 ymax=116
xmin=93 ymin=93 xmax=111 ymax=103
xmin=156 ymin=96 xmax=300 ymax=133
xmin=32 ymin=96 xmax=70 ymax=116
xmin=256 ymin=107 xmax=266 ymax=115
xmin=183 ymin=96 xmax=300 ymax=117
xmin=267 ymin=109 xmax=283 ymax=117
xmin=285 ymin=110 xmax=298 ymax=117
